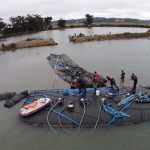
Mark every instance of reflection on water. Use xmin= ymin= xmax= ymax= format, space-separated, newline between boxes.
xmin=0 ymin=27 xmax=150 ymax=150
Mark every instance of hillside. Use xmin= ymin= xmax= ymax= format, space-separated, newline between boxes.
xmin=53 ymin=17 xmax=150 ymax=25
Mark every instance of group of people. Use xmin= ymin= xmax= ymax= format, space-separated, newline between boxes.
xmin=70 ymin=69 xmax=138 ymax=95
xmin=120 ymin=70 xmax=138 ymax=92
xmin=106 ymin=70 xmax=138 ymax=92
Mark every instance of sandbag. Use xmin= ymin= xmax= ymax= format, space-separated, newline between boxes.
xmin=11 ymin=94 xmax=27 ymax=104
xmin=4 ymin=100 xmax=16 ymax=108
xmin=0 ymin=92 xmax=16 ymax=101
xmin=4 ymin=91 xmax=29 ymax=108
xmin=9 ymin=92 xmax=16 ymax=98
xmin=1 ymin=92 xmax=11 ymax=100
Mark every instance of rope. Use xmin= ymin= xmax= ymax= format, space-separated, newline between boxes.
xmin=46 ymin=102 xmax=59 ymax=134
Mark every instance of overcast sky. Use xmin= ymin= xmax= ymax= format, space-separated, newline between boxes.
xmin=0 ymin=0 xmax=150 ymax=22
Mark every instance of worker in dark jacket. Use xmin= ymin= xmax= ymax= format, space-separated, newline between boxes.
xmin=106 ymin=76 xmax=114 ymax=89
xmin=131 ymin=73 xmax=138 ymax=92
xmin=106 ymin=76 xmax=119 ymax=92
xmin=77 ymin=77 xmax=86 ymax=94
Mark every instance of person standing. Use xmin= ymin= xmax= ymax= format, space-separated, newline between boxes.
xmin=92 ymin=71 xmax=100 ymax=94
xmin=77 ymin=77 xmax=86 ymax=94
xmin=131 ymin=73 xmax=138 ymax=92
xmin=120 ymin=70 xmax=125 ymax=83
xmin=106 ymin=76 xmax=114 ymax=89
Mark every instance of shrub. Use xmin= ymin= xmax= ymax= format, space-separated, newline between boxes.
xmin=10 ymin=43 xmax=16 ymax=49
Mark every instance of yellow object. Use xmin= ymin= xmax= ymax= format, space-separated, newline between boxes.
xmin=24 ymin=102 xmax=38 ymax=109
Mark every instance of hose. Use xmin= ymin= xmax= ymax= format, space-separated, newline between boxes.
xmin=79 ymin=101 xmax=86 ymax=128
xmin=88 ymin=98 xmax=102 ymax=137
xmin=57 ymin=104 xmax=72 ymax=134
xmin=46 ymin=101 xmax=59 ymax=134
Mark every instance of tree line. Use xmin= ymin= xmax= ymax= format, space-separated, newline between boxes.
xmin=0 ymin=14 xmax=93 ymax=36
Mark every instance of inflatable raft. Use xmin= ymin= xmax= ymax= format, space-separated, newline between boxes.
xmin=19 ymin=86 xmax=150 ymax=128
xmin=18 ymin=53 xmax=150 ymax=128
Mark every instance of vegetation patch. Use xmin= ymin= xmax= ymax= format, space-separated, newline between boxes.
xmin=0 ymin=38 xmax=57 ymax=51
xmin=69 ymin=31 xmax=150 ymax=43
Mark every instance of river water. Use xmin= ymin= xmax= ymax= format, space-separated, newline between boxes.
xmin=0 ymin=27 xmax=150 ymax=150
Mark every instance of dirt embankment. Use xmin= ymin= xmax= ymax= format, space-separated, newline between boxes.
xmin=69 ymin=31 xmax=150 ymax=43
xmin=0 ymin=38 xmax=58 ymax=51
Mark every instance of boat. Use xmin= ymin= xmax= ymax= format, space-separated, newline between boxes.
xmin=19 ymin=98 xmax=51 ymax=117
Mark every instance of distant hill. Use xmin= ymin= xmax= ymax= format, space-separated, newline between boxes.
xmin=53 ymin=17 xmax=150 ymax=25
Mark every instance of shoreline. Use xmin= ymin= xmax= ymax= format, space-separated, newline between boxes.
xmin=1 ymin=23 xmax=150 ymax=39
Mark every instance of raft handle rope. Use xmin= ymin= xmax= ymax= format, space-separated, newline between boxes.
xmin=23 ymin=94 xmax=48 ymax=104
xmin=32 ymin=87 xmax=111 ymax=96
xmin=107 ymin=99 xmax=134 ymax=125
xmin=117 ymin=93 xmax=139 ymax=106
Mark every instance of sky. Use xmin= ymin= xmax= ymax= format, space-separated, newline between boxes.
xmin=0 ymin=0 xmax=150 ymax=22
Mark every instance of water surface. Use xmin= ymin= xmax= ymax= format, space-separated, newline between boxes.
xmin=0 ymin=27 xmax=150 ymax=150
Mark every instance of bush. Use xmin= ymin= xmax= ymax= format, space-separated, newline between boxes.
xmin=10 ymin=43 xmax=16 ymax=49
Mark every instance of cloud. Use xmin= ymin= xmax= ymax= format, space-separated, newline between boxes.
xmin=0 ymin=0 xmax=150 ymax=22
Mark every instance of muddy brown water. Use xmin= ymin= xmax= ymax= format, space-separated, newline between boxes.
xmin=0 ymin=27 xmax=150 ymax=150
